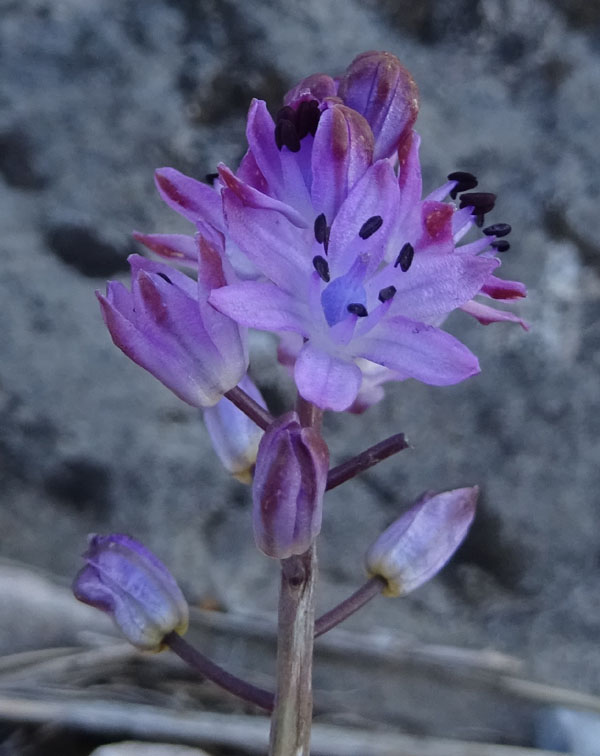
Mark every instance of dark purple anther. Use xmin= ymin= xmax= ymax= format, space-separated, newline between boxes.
xmin=313 ymin=255 xmax=331 ymax=282
xmin=358 ymin=215 xmax=384 ymax=240
xmin=252 ymin=412 xmax=329 ymax=559
xmin=447 ymin=171 xmax=478 ymax=200
xmin=205 ymin=172 xmax=219 ymax=183
xmin=378 ymin=285 xmax=397 ymax=303
xmin=275 ymin=119 xmax=301 ymax=152
xmin=459 ymin=192 xmax=496 ymax=214
xmin=296 ymin=99 xmax=321 ymax=139
xmin=491 ymin=240 xmax=510 ymax=252
xmin=483 ymin=223 xmax=511 ymax=237
xmin=314 ymin=213 xmax=327 ymax=245
xmin=347 ymin=303 xmax=368 ymax=317
xmin=394 ymin=242 xmax=414 ymax=272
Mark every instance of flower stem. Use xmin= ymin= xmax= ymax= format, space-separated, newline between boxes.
xmin=225 ymin=385 xmax=274 ymax=431
xmin=269 ymin=546 xmax=318 ymax=756
xmin=164 ymin=631 xmax=274 ymax=711
xmin=326 ymin=432 xmax=409 ymax=491
xmin=314 ymin=576 xmax=386 ymax=638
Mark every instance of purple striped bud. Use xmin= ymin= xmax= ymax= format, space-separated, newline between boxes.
xmin=338 ymin=51 xmax=419 ymax=161
xmin=203 ymin=375 xmax=267 ymax=484
xmin=252 ymin=412 xmax=329 ymax=559
xmin=73 ymin=534 xmax=189 ymax=651
xmin=365 ymin=487 xmax=478 ymax=597
xmin=97 ymin=246 xmax=248 ymax=408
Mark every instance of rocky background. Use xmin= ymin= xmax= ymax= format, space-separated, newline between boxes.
xmin=1 ymin=0 xmax=599 ymax=753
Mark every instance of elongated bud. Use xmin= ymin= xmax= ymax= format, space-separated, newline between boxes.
xmin=73 ymin=534 xmax=189 ymax=651
xmin=338 ymin=51 xmax=419 ymax=161
xmin=97 ymin=251 xmax=247 ymax=408
xmin=203 ymin=375 xmax=267 ymax=484
xmin=365 ymin=487 xmax=478 ymax=597
xmin=252 ymin=412 xmax=329 ymax=559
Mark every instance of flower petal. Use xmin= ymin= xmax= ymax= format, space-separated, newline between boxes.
xmin=368 ymin=252 xmax=499 ymax=325
xmin=327 ymin=159 xmax=398 ymax=278
xmin=209 ymin=281 xmax=311 ymax=335
xmin=294 ymin=343 xmax=362 ymax=411
xmin=222 ymin=188 xmax=311 ymax=290
xmin=354 ymin=316 xmax=480 ymax=386
xmin=311 ymin=104 xmax=374 ymax=222
xmin=218 ymin=163 xmax=308 ymax=228
xmin=133 ymin=232 xmax=198 ymax=267
xmin=284 ymin=73 xmax=338 ymax=106
xmin=481 ymin=275 xmax=527 ymax=300
xmin=460 ymin=300 xmax=530 ymax=330
xmin=154 ymin=167 xmax=224 ymax=230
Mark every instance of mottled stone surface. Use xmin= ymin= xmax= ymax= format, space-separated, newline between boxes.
xmin=1 ymin=0 xmax=599 ymax=748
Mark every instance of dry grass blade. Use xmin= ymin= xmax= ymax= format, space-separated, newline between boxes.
xmin=0 ymin=692 xmax=566 ymax=756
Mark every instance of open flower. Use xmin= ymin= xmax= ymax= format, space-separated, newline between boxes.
xmin=132 ymin=52 xmax=525 ymax=412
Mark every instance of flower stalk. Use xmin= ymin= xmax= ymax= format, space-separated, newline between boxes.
xmin=269 ymin=545 xmax=318 ymax=756
xmin=165 ymin=631 xmax=274 ymax=711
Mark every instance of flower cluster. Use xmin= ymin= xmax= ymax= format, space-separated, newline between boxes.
xmin=76 ymin=54 xmax=523 ymax=727
xmin=101 ymin=50 xmax=526 ymax=416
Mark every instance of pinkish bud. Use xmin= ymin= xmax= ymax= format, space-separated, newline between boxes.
xmin=365 ymin=487 xmax=478 ymax=597
xmin=73 ymin=534 xmax=189 ymax=651
xmin=203 ymin=375 xmax=267 ymax=484
xmin=252 ymin=412 xmax=329 ymax=559
xmin=338 ymin=51 xmax=419 ymax=161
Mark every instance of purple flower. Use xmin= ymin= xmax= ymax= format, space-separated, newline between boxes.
xmin=141 ymin=52 xmax=526 ymax=412
xmin=253 ymin=411 xmax=329 ymax=559
xmin=203 ymin=374 xmax=267 ymax=483
xmin=365 ymin=487 xmax=478 ymax=597
xmin=73 ymin=534 xmax=189 ymax=651
xmin=97 ymin=243 xmax=248 ymax=408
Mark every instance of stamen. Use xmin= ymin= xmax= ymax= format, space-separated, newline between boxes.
xmin=347 ymin=303 xmax=368 ymax=317
xmin=314 ymin=213 xmax=327 ymax=244
xmin=296 ymin=100 xmax=320 ymax=139
xmin=157 ymin=272 xmax=173 ymax=284
xmin=312 ymin=255 xmax=330 ymax=282
xmin=483 ymin=223 xmax=511 ymax=237
xmin=447 ymin=171 xmax=478 ymax=200
xmin=275 ymin=106 xmax=296 ymax=124
xmin=274 ymin=119 xmax=301 ymax=153
xmin=359 ymin=215 xmax=384 ymax=240
xmin=394 ymin=242 xmax=414 ymax=272
xmin=378 ymin=285 xmax=397 ymax=303
xmin=491 ymin=240 xmax=510 ymax=252
xmin=205 ymin=172 xmax=219 ymax=183
xmin=459 ymin=192 xmax=496 ymax=215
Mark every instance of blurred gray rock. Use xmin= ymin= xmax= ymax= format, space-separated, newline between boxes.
xmin=1 ymin=0 xmax=599 ymax=747
xmin=536 ymin=708 xmax=600 ymax=755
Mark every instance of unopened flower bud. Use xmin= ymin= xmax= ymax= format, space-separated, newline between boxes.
xmin=73 ymin=534 xmax=189 ymax=651
xmin=203 ymin=375 xmax=267 ymax=484
xmin=253 ymin=412 xmax=329 ymax=559
xmin=365 ymin=487 xmax=477 ymax=597
xmin=338 ymin=51 xmax=419 ymax=161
